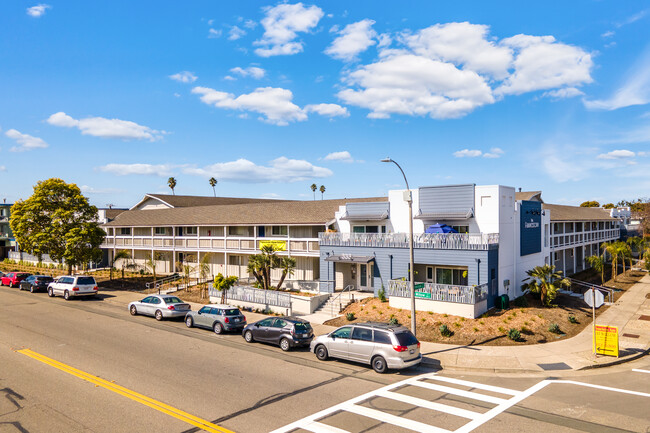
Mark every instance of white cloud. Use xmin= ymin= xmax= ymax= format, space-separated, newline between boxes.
xmin=601 ymin=30 xmax=615 ymax=38
xmin=404 ymin=22 xmax=513 ymax=79
xmin=47 ymin=112 xmax=164 ymax=141
xmin=338 ymin=53 xmax=494 ymax=119
xmin=243 ymin=19 xmax=257 ymax=30
xmin=496 ymin=35 xmax=593 ymax=96
xmin=98 ymin=163 xmax=174 ymax=176
xmin=304 ymin=103 xmax=349 ymax=118
xmin=0 ymin=166 xmax=6 ymax=172
xmin=597 ymin=149 xmax=636 ymax=160
xmin=377 ymin=33 xmax=392 ymax=48
xmin=323 ymin=151 xmax=354 ymax=162
xmin=254 ymin=3 xmax=324 ymax=57
xmin=542 ymin=87 xmax=584 ymax=99
xmin=229 ymin=26 xmax=246 ymax=40
xmin=208 ymin=28 xmax=222 ymax=38
xmin=192 ymin=86 xmax=307 ymax=126
xmin=583 ymin=50 xmax=650 ymax=110
xmin=325 ymin=19 xmax=377 ymax=61
xmin=26 ymin=4 xmax=51 ymax=17
xmin=230 ymin=66 xmax=266 ymax=79
xmin=182 ymin=157 xmax=332 ymax=182
xmin=483 ymin=147 xmax=505 ymax=158
xmin=80 ymin=185 xmax=122 ymax=194
xmin=5 ymin=129 xmax=48 ymax=152
xmin=169 ymin=71 xmax=198 ymax=83
xmin=453 ymin=149 xmax=483 ymax=158
xmin=616 ymin=9 xmax=649 ymax=28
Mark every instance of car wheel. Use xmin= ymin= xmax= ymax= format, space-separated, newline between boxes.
xmin=185 ymin=316 xmax=193 ymax=328
xmin=155 ymin=310 xmax=163 ymax=321
xmin=315 ymin=345 xmax=328 ymax=361
xmin=280 ymin=338 xmax=291 ymax=352
xmin=48 ymin=288 xmax=54 ymax=297
xmin=244 ymin=330 xmax=254 ymax=343
xmin=130 ymin=305 xmax=137 ymax=316
xmin=63 ymin=290 xmax=70 ymax=301
xmin=372 ymin=356 xmax=388 ymax=374
xmin=213 ymin=322 xmax=223 ymax=335
xmin=30 ymin=286 xmax=34 ymax=293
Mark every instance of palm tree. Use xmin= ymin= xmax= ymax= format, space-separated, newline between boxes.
xmin=586 ymin=254 xmax=605 ymax=285
xmin=145 ymin=252 xmax=163 ymax=292
xmin=209 ymin=177 xmax=217 ymax=197
xmin=198 ymin=253 xmax=211 ymax=298
xmin=110 ymin=249 xmax=131 ymax=280
xmin=167 ymin=177 xmax=177 ymax=195
xmin=618 ymin=241 xmax=632 ymax=275
xmin=522 ymin=264 xmax=570 ymax=306
xmin=275 ymin=256 xmax=296 ymax=289
xmin=310 ymin=183 xmax=317 ymax=200
xmin=319 ymin=185 xmax=326 ymax=200
xmin=627 ymin=236 xmax=646 ymax=268
xmin=601 ymin=242 xmax=618 ymax=281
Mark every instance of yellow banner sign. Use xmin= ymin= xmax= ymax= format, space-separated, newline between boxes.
xmin=594 ymin=325 xmax=619 ymax=357
xmin=258 ymin=240 xmax=287 ymax=251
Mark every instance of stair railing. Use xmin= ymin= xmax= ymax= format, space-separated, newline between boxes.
xmin=330 ymin=284 xmax=355 ymax=317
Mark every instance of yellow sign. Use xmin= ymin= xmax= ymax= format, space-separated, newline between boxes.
xmin=594 ymin=325 xmax=619 ymax=357
xmin=258 ymin=240 xmax=286 ymax=251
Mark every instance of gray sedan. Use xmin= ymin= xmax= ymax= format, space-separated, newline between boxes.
xmin=128 ymin=295 xmax=191 ymax=321
xmin=185 ymin=304 xmax=246 ymax=334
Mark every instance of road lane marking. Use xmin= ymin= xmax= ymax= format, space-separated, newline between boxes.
xmin=374 ymin=390 xmax=481 ymax=420
xmin=553 ymin=380 xmax=650 ymax=398
xmin=632 ymin=369 xmax=650 ymax=374
xmin=344 ymin=403 xmax=449 ymax=433
xmin=409 ymin=380 xmax=508 ymax=405
xmin=16 ymin=349 xmax=233 ymax=433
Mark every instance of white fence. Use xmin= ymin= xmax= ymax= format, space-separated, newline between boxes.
xmin=209 ymin=285 xmax=292 ymax=308
xmin=387 ymin=280 xmax=488 ymax=304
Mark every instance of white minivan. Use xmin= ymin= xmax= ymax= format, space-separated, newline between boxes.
xmin=48 ymin=275 xmax=98 ymax=300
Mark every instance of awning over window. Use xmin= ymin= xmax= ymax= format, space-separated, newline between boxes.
xmin=415 ymin=184 xmax=475 ymax=220
xmin=340 ymin=202 xmax=389 ymax=221
xmin=325 ymin=254 xmax=374 ymax=264
xmin=415 ymin=209 xmax=474 ymax=220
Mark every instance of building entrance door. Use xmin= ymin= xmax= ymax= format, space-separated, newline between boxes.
xmin=357 ymin=263 xmax=374 ymax=292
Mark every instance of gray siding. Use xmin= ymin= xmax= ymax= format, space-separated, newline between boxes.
xmin=343 ymin=202 xmax=389 ymax=220
xmin=418 ymin=184 xmax=475 ymax=217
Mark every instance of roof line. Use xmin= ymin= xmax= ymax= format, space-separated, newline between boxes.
xmin=129 ymin=194 xmax=174 ymax=211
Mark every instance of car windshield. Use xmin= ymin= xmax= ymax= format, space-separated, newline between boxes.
xmin=164 ymin=297 xmax=183 ymax=304
xmin=224 ymin=309 xmax=241 ymax=316
xmin=395 ymin=331 xmax=419 ymax=346
xmin=77 ymin=277 xmax=96 ymax=285
xmin=294 ymin=323 xmax=311 ymax=332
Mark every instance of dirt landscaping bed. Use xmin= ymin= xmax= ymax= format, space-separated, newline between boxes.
xmin=325 ymin=268 xmax=646 ymax=346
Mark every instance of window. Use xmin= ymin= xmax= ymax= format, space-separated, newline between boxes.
xmin=228 ymin=255 xmax=241 ymax=265
xmin=154 ymin=227 xmax=166 ymax=235
xmin=199 ymin=306 xmax=211 ymax=314
xmin=352 ymin=327 xmax=373 ymax=341
xmin=257 ymin=318 xmax=275 ymax=327
xmin=185 ymin=226 xmax=197 ymax=235
xmin=426 ymin=266 xmax=433 ymax=282
xmin=210 ymin=308 xmax=221 ymax=315
xmin=330 ymin=327 xmax=352 ymax=339
xmin=373 ymin=331 xmax=392 ymax=345
xmin=554 ymin=252 xmax=559 ymax=261
xmin=224 ymin=309 xmax=241 ymax=316
xmin=352 ymin=225 xmax=386 ymax=233
xmin=120 ymin=228 xmax=131 ymax=235
xmin=435 ymin=268 xmax=467 ymax=285
xmin=272 ymin=225 xmax=288 ymax=236
xmin=395 ymin=332 xmax=419 ymax=346
xmin=353 ymin=226 xmax=365 ymax=233
xmin=272 ymin=319 xmax=287 ymax=328
xmin=163 ymin=297 xmax=182 ymax=304
xmin=451 ymin=225 xmax=469 ymax=234
xmin=76 ymin=277 xmax=96 ymax=285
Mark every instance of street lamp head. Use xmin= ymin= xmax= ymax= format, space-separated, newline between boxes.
xmin=380 ymin=157 xmax=392 ymax=163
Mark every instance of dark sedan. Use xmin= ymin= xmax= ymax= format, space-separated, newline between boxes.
xmin=242 ymin=317 xmax=313 ymax=351
xmin=20 ymin=275 xmax=54 ymax=293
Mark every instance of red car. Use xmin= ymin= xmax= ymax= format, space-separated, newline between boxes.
xmin=1 ymin=272 xmax=31 ymax=288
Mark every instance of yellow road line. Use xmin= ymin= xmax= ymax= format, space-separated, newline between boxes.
xmin=17 ymin=348 xmax=233 ymax=433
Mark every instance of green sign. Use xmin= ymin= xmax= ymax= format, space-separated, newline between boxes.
xmin=414 ymin=283 xmax=425 ymax=290
xmin=415 ymin=291 xmax=431 ymax=299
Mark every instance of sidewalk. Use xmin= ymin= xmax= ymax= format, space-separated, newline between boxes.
xmin=99 ymin=276 xmax=650 ymax=373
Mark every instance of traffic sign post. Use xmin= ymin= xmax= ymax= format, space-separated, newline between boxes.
xmin=584 ymin=287 xmax=605 ymax=355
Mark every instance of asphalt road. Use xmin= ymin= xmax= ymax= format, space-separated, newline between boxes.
xmin=1 ymin=286 xmax=649 ymax=433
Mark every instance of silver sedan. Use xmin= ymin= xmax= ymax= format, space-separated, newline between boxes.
xmin=128 ymin=295 xmax=191 ymax=321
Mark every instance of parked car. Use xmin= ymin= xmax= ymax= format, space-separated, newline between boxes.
xmin=20 ymin=275 xmax=54 ymax=293
xmin=47 ymin=275 xmax=98 ymax=300
xmin=243 ymin=316 xmax=313 ymax=351
xmin=310 ymin=322 xmax=421 ymax=373
xmin=1 ymin=272 xmax=31 ymax=288
xmin=129 ymin=295 xmax=191 ymax=321
xmin=185 ymin=304 xmax=246 ymax=334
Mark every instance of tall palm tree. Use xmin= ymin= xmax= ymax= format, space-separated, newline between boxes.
xmin=319 ymin=185 xmax=326 ymax=200
xmin=209 ymin=177 xmax=217 ymax=197
xmin=522 ymin=264 xmax=570 ymax=306
xmin=602 ymin=241 xmax=621 ymax=281
xmin=167 ymin=177 xmax=177 ymax=195
xmin=275 ymin=256 xmax=296 ymax=289
xmin=586 ymin=254 xmax=605 ymax=285
xmin=627 ymin=236 xmax=646 ymax=267
xmin=617 ymin=241 xmax=632 ymax=275
xmin=310 ymin=183 xmax=317 ymax=200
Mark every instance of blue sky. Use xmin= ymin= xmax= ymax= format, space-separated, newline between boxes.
xmin=1 ymin=1 xmax=649 ymax=208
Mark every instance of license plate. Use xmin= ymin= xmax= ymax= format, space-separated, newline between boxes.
xmin=301 ymin=334 xmax=308 ymax=338
xmin=233 ymin=318 xmax=240 ymax=322
xmin=410 ymin=349 xmax=415 ymax=354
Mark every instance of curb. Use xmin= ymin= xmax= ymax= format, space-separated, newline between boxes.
xmin=421 ymin=356 xmax=542 ymax=374
xmin=577 ymin=347 xmax=650 ymax=370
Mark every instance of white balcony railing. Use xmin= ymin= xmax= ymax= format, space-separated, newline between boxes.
xmin=387 ymin=280 xmax=488 ymax=304
xmin=319 ymin=232 xmax=498 ymax=250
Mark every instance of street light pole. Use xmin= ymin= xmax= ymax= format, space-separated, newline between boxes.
xmin=381 ymin=157 xmax=417 ymax=336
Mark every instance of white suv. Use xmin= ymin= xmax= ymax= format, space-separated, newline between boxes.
xmin=48 ymin=275 xmax=98 ymax=300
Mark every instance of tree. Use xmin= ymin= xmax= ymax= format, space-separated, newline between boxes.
xmin=145 ymin=252 xmax=165 ymax=290
xmin=580 ymin=201 xmax=600 ymax=208
xmin=603 ymin=203 xmax=615 ymax=209
xmin=198 ymin=253 xmax=211 ymax=298
xmin=586 ymin=254 xmax=605 ymax=285
xmin=310 ymin=183 xmax=317 ymax=200
xmin=522 ymin=264 xmax=570 ymax=306
xmin=319 ymin=185 xmax=326 ymax=200
xmin=10 ymin=178 xmax=105 ymax=275
xmin=214 ymin=273 xmax=238 ymax=304
xmin=275 ymin=256 xmax=297 ymax=289
xmin=209 ymin=177 xmax=217 ymax=197
xmin=167 ymin=177 xmax=177 ymax=195
xmin=246 ymin=244 xmax=296 ymax=290
xmin=110 ymin=249 xmax=131 ymax=280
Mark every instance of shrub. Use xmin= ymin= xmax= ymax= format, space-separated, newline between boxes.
xmin=479 ymin=320 xmax=485 ymax=325
xmin=520 ymin=326 xmax=531 ymax=334
xmin=388 ymin=317 xmax=400 ymax=326
xmin=378 ymin=310 xmax=383 ymax=315
xmin=439 ymin=324 xmax=453 ymax=337
xmin=473 ymin=327 xmax=479 ymax=332
xmin=568 ymin=315 xmax=578 ymax=324
xmin=378 ymin=287 xmax=387 ymax=302
xmin=538 ymin=313 xmax=544 ymax=319
xmin=421 ymin=318 xmax=426 ymax=322
xmin=428 ymin=311 xmax=433 ymax=315
xmin=453 ymin=322 xmax=461 ymax=328
xmin=346 ymin=312 xmax=355 ymax=321
xmin=460 ymin=317 xmax=465 ymax=322
xmin=372 ymin=305 xmax=376 ymax=310
xmin=512 ymin=295 xmax=529 ymax=308
xmin=407 ymin=314 xmax=411 ymax=319
xmin=548 ymin=323 xmax=561 ymax=334
xmin=443 ymin=314 xmax=448 ymax=318
xmin=498 ymin=326 xmax=506 ymax=334
xmin=508 ymin=328 xmax=521 ymax=341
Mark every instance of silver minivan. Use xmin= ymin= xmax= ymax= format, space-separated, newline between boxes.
xmin=310 ymin=322 xmax=421 ymax=373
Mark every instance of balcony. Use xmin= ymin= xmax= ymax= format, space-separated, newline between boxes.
xmin=387 ymin=280 xmax=488 ymax=304
xmin=319 ymin=232 xmax=499 ymax=250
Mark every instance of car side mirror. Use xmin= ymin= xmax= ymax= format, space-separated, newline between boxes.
xmin=198 ymin=311 xmax=202 ymax=315
xmin=330 ymin=334 xmax=336 ymax=339
xmin=255 ymin=324 xmax=260 ymax=328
